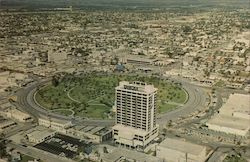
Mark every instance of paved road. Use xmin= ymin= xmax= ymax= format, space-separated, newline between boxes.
xmin=16 ymin=79 xmax=114 ymax=126
xmin=4 ymin=123 xmax=35 ymax=139
xmin=15 ymin=76 xmax=208 ymax=128
xmin=206 ymin=147 xmax=230 ymax=162
xmin=157 ymin=79 xmax=208 ymax=127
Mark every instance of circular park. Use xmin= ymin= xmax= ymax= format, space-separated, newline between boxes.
xmin=35 ymin=73 xmax=188 ymax=119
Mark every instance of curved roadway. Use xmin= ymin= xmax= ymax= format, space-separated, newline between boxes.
xmin=157 ymin=80 xmax=208 ymax=125
xmin=16 ymin=77 xmax=208 ymax=127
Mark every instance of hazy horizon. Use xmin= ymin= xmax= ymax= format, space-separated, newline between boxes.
xmin=1 ymin=0 xmax=249 ymax=9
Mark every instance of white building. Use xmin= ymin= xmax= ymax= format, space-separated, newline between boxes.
xmin=112 ymin=81 xmax=159 ymax=149
xmin=38 ymin=118 xmax=72 ymax=133
xmin=27 ymin=130 xmax=56 ymax=144
xmin=156 ymin=138 xmax=210 ymax=162
xmin=206 ymin=93 xmax=250 ymax=136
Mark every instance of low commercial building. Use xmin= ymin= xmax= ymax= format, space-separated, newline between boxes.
xmin=48 ymin=49 xmax=68 ymax=63
xmin=102 ymin=147 xmax=160 ymax=162
xmin=27 ymin=130 xmax=56 ymax=144
xmin=113 ymin=124 xmax=159 ymax=149
xmin=1 ymin=108 xmax=32 ymax=122
xmin=0 ymin=119 xmax=16 ymax=131
xmin=126 ymin=56 xmax=157 ymax=65
xmin=67 ymin=125 xmax=112 ymax=143
xmin=38 ymin=118 xmax=72 ymax=133
xmin=156 ymin=138 xmax=210 ymax=162
xmin=154 ymin=59 xmax=175 ymax=66
xmin=206 ymin=93 xmax=250 ymax=136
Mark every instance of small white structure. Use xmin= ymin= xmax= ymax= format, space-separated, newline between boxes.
xmin=156 ymin=138 xmax=210 ymax=162
xmin=38 ymin=118 xmax=72 ymax=133
xmin=27 ymin=130 xmax=56 ymax=144
xmin=206 ymin=93 xmax=250 ymax=136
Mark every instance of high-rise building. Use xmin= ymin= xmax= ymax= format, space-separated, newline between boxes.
xmin=112 ymin=81 xmax=159 ymax=149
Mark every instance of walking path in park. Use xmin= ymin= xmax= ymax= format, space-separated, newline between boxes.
xmin=67 ymin=87 xmax=109 ymax=108
xmin=67 ymin=87 xmax=81 ymax=103
xmin=166 ymin=101 xmax=184 ymax=106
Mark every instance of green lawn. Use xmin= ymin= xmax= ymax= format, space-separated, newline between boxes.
xmin=20 ymin=155 xmax=35 ymax=162
xmin=86 ymin=104 xmax=110 ymax=119
xmin=158 ymin=103 xmax=178 ymax=113
xmin=51 ymin=109 xmax=73 ymax=116
xmin=35 ymin=73 xmax=187 ymax=119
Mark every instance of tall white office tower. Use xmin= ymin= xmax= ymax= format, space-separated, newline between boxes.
xmin=112 ymin=81 xmax=159 ymax=149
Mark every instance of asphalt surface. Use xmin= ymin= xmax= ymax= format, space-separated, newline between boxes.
xmin=15 ymin=76 xmax=208 ymax=128
xmin=157 ymin=80 xmax=208 ymax=126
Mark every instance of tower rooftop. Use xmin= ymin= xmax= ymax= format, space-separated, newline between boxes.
xmin=116 ymin=81 xmax=157 ymax=94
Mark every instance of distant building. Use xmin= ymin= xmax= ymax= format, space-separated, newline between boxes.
xmin=47 ymin=50 xmax=68 ymax=63
xmin=115 ymin=64 xmax=125 ymax=72
xmin=206 ymin=93 xmax=250 ymax=136
xmin=125 ymin=55 xmax=157 ymax=65
xmin=156 ymin=138 xmax=211 ymax=162
xmin=112 ymin=81 xmax=159 ymax=149
xmin=0 ymin=71 xmax=17 ymax=92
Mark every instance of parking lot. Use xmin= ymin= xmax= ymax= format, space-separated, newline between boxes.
xmin=35 ymin=134 xmax=92 ymax=159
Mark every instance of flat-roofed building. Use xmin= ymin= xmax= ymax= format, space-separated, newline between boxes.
xmin=0 ymin=120 xmax=16 ymax=131
xmin=102 ymin=147 xmax=160 ymax=162
xmin=48 ymin=49 xmax=68 ymax=63
xmin=206 ymin=93 xmax=250 ymax=136
xmin=126 ymin=56 xmax=157 ymax=65
xmin=156 ymin=138 xmax=210 ymax=162
xmin=38 ymin=118 xmax=72 ymax=133
xmin=66 ymin=125 xmax=112 ymax=143
xmin=2 ymin=108 xmax=32 ymax=122
xmin=27 ymin=130 xmax=56 ymax=144
xmin=112 ymin=81 xmax=159 ymax=149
